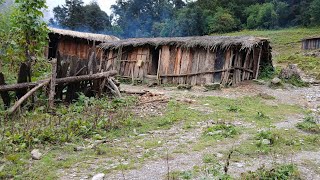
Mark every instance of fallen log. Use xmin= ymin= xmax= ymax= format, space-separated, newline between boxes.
xmin=8 ymin=80 xmax=50 ymax=115
xmin=0 ymin=70 xmax=118 ymax=92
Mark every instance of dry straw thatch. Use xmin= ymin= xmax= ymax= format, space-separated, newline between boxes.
xmin=49 ymin=27 xmax=120 ymax=42
xmin=99 ymin=36 xmax=269 ymax=50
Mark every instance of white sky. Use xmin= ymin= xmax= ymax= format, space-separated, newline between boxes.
xmin=45 ymin=0 xmax=116 ymax=19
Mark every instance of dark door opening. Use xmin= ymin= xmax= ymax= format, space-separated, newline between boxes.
xmin=48 ymin=35 xmax=59 ymax=59
xmin=148 ymin=48 xmax=160 ymax=75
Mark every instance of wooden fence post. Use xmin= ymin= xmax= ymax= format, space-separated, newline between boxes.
xmin=49 ymin=58 xmax=57 ymax=109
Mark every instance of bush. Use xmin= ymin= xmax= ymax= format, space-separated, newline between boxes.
xmin=204 ymin=123 xmax=238 ymax=139
xmin=296 ymin=115 xmax=320 ymax=133
xmin=207 ymin=7 xmax=239 ymax=33
xmin=241 ymin=164 xmax=300 ymax=179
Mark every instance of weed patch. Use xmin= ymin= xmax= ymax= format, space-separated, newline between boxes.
xmin=296 ymin=115 xmax=320 ymax=133
xmin=203 ymin=123 xmax=238 ymax=139
xmin=240 ymin=164 xmax=300 ymax=180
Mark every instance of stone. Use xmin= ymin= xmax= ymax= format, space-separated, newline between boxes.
xmin=204 ymin=83 xmax=222 ymax=90
xmin=262 ymin=139 xmax=271 ymax=145
xmin=235 ymin=162 xmax=244 ymax=168
xmin=31 ymin=149 xmax=42 ymax=160
xmin=92 ymin=173 xmax=105 ymax=180
xmin=74 ymin=146 xmax=85 ymax=151
xmin=216 ymin=153 xmax=224 ymax=158
xmin=271 ymin=77 xmax=281 ymax=85
xmin=279 ymin=64 xmax=301 ymax=79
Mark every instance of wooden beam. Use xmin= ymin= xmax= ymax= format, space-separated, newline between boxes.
xmin=0 ymin=70 xmax=118 ymax=92
xmin=8 ymin=80 xmax=50 ymax=115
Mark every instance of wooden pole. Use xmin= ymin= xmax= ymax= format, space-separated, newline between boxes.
xmin=156 ymin=49 xmax=162 ymax=84
xmin=49 ymin=59 xmax=57 ymax=109
xmin=255 ymin=47 xmax=263 ymax=79
xmin=8 ymin=80 xmax=50 ymax=115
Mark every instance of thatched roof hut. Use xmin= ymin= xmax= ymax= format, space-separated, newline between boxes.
xmin=47 ymin=28 xmax=119 ymax=60
xmin=302 ymin=36 xmax=320 ymax=50
xmin=98 ymin=36 xmax=272 ymax=86
xmin=49 ymin=28 xmax=119 ymax=42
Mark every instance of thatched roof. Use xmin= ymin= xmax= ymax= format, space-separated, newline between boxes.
xmin=99 ymin=36 xmax=269 ymax=50
xmin=49 ymin=27 xmax=119 ymax=42
xmin=302 ymin=36 xmax=320 ymax=41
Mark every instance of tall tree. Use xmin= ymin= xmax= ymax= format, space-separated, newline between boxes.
xmin=53 ymin=0 xmax=84 ymax=30
xmin=52 ymin=0 xmax=111 ymax=33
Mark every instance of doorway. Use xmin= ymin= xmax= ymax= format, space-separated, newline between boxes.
xmin=148 ymin=48 xmax=160 ymax=75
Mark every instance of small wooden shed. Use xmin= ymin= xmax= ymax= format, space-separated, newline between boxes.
xmin=302 ymin=37 xmax=320 ymax=50
xmin=46 ymin=28 xmax=119 ymax=101
xmin=47 ymin=27 xmax=119 ymax=60
xmin=98 ymin=36 xmax=272 ymax=86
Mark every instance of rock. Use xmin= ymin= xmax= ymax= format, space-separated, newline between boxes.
xmin=235 ymin=162 xmax=244 ymax=168
xmin=204 ymin=83 xmax=222 ymax=90
xmin=177 ymin=84 xmax=192 ymax=90
xmin=216 ymin=153 xmax=224 ymax=158
xmin=279 ymin=64 xmax=301 ymax=79
xmin=74 ymin=146 xmax=85 ymax=151
xmin=271 ymin=77 xmax=281 ymax=85
xmin=92 ymin=173 xmax=105 ymax=180
xmin=262 ymin=139 xmax=271 ymax=145
xmin=31 ymin=149 xmax=42 ymax=160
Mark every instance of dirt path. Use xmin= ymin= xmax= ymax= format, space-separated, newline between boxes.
xmin=59 ymin=81 xmax=319 ymax=180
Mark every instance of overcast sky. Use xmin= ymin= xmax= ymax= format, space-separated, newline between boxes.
xmin=45 ymin=0 xmax=117 ymax=19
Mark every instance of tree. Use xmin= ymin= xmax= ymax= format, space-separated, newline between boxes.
xmin=52 ymin=0 xmax=111 ymax=33
xmin=207 ymin=8 xmax=239 ymax=33
xmin=83 ymin=2 xmax=111 ymax=33
xmin=111 ymin=0 xmax=175 ymax=38
xmin=310 ymin=0 xmax=320 ymax=25
xmin=53 ymin=0 xmax=84 ymax=30
xmin=11 ymin=0 xmax=48 ymax=63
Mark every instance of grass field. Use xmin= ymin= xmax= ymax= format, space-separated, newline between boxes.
xmin=222 ymin=27 xmax=320 ymax=79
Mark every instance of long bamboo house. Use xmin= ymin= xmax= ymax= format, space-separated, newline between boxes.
xmin=302 ymin=37 xmax=320 ymax=50
xmin=98 ymin=36 xmax=272 ymax=86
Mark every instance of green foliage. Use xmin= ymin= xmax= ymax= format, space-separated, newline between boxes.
xmin=283 ymin=75 xmax=310 ymax=87
xmin=241 ymin=164 xmax=300 ymax=179
xmin=296 ymin=115 xmax=320 ymax=133
xmin=0 ymin=95 xmax=137 ymax=153
xmin=11 ymin=0 xmax=48 ymax=62
xmin=207 ymin=8 xmax=239 ymax=33
xmin=52 ymin=0 xmax=111 ymax=33
xmin=204 ymin=123 xmax=238 ymax=139
xmin=310 ymin=0 xmax=320 ymax=25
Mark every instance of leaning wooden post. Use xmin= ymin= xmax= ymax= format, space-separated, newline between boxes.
xmin=49 ymin=58 xmax=57 ymax=109
xmin=255 ymin=47 xmax=263 ymax=79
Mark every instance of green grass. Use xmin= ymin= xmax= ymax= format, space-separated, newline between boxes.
xmin=235 ymin=128 xmax=320 ymax=158
xmin=222 ymin=27 xmax=320 ymax=79
xmin=0 ymin=94 xmax=305 ymax=178
xmin=240 ymin=164 xmax=301 ymax=180
xmin=296 ymin=115 xmax=320 ymax=133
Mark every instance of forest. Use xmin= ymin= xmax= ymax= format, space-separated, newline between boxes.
xmin=49 ymin=0 xmax=320 ymax=38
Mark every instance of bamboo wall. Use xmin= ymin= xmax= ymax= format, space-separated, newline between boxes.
xmin=102 ymin=42 xmax=272 ymax=86
xmin=302 ymin=38 xmax=320 ymax=50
